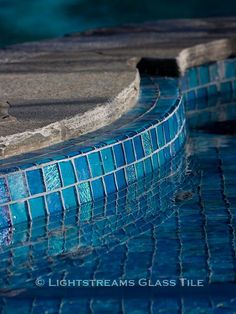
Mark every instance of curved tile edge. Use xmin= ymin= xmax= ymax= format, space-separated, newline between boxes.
xmin=0 ymin=50 xmax=236 ymax=228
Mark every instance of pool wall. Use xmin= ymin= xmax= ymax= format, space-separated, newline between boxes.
xmin=0 ymin=56 xmax=236 ymax=228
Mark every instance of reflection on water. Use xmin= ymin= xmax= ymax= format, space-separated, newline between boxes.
xmin=0 ymin=94 xmax=236 ymax=312
xmin=0 ymin=145 xmax=193 ymax=292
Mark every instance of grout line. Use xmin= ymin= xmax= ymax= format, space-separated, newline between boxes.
xmin=0 ymin=120 xmax=186 ymax=208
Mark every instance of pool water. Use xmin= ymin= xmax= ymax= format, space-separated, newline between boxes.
xmin=0 ymin=83 xmax=236 ymax=313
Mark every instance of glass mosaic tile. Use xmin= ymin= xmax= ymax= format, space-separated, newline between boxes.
xmin=10 ymin=202 xmax=28 ymax=224
xmin=29 ymin=196 xmax=46 ymax=218
xmin=188 ymin=67 xmax=198 ymax=89
xmin=123 ymin=140 xmax=136 ymax=163
xmin=7 ymin=173 xmax=29 ymax=201
xmin=26 ymin=169 xmax=45 ymax=195
xmin=74 ymin=156 xmax=91 ymax=181
xmin=133 ymin=135 xmax=144 ymax=160
xmin=91 ymin=178 xmax=105 ymax=199
xmin=115 ymin=169 xmax=127 ymax=189
xmin=0 ymin=178 xmax=10 ymax=204
xmin=126 ymin=165 xmax=136 ymax=184
xmin=141 ymin=132 xmax=153 ymax=156
xmin=199 ymin=65 xmax=210 ymax=85
xmin=104 ymin=174 xmax=117 ymax=194
xmin=100 ymin=147 xmax=115 ymax=172
xmin=46 ymin=192 xmax=63 ymax=213
xmin=113 ymin=144 xmax=125 ymax=168
xmin=77 ymin=182 xmax=92 ymax=203
xmin=59 ymin=161 xmax=76 ymax=186
xmin=87 ymin=152 xmax=103 ymax=177
xmin=43 ymin=164 xmax=62 ymax=191
xmin=0 ymin=205 xmax=10 ymax=228
xmin=62 ymin=187 xmax=78 ymax=210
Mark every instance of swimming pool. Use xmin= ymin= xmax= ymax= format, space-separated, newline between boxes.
xmin=0 ymin=59 xmax=236 ymax=313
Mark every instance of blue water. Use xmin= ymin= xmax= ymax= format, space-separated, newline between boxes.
xmin=0 ymin=0 xmax=235 ymax=47
xmin=0 ymin=77 xmax=236 ymax=313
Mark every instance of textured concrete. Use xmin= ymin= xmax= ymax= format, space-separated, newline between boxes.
xmin=0 ymin=17 xmax=236 ymax=158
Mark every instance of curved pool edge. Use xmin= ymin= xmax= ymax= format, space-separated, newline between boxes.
xmin=1 ymin=40 xmax=236 ymax=228
xmin=0 ymin=70 xmax=140 ymax=159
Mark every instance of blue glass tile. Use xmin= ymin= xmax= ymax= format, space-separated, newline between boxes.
xmin=133 ymin=136 xmax=144 ymax=160
xmin=181 ymin=75 xmax=188 ymax=91
xmin=186 ymin=99 xmax=196 ymax=112
xmin=221 ymin=81 xmax=232 ymax=100
xmin=126 ymin=165 xmax=136 ymax=184
xmin=163 ymin=120 xmax=171 ymax=142
xmin=26 ymin=169 xmax=45 ymax=195
xmin=59 ymin=161 xmax=76 ymax=186
xmin=77 ymin=182 xmax=92 ymax=203
xmin=199 ymin=65 xmax=210 ymax=85
xmin=29 ymin=197 xmax=46 ymax=218
xmin=152 ymin=153 xmax=159 ymax=169
xmin=164 ymin=146 xmax=171 ymax=161
xmin=135 ymin=161 xmax=145 ymax=178
xmin=0 ymin=205 xmax=10 ymax=228
xmin=174 ymin=137 xmax=180 ymax=153
xmin=187 ymin=90 xmax=196 ymax=102
xmin=0 ymin=178 xmax=10 ymax=204
xmin=142 ymin=132 xmax=153 ymax=156
xmin=156 ymin=78 xmax=179 ymax=97
xmin=100 ymin=148 xmax=115 ymax=172
xmin=74 ymin=156 xmax=91 ymax=181
xmin=36 ymin=158 xmax=52 ymax=165
xmin=10 ymin=202 xmax=28 ymax=224
xmin=8 ymin=173 xmax=29 ymax=201
xmin=197 ymin=87 xmax=207 ymax=100
xmin=150 ymin=128 xmax=158 ymax=151
xmin=188 ymin=67 xmax=198 ymax=89
xmin=224 ymin=60 xmax=236 ymax=78
xmin=91 ymin=179 xmax=105 ymax=199
xmin=113 ymin=144 xmax=125 ymax=168
xmin=80 ymin=203 xmax=92 ymax=221
xmin=209 ymin=63 xmax=218 ymax=81
xmin=208 ymin=84 xmax=218 ymax=97
xmin=79 ymin=146 xmax=94 ymax=154
xmin=104 ymin=174 xmax=117 ymax=194
xmin=124 ymin=140 xmax=135 ymax=164
xmin=144 ymin=158 xmax=153 ymax=175
xmin=123 ymin=140 xmax=135 ymax=163
xmin=43 ymin=164 xmax=62 ymax=191
xmin=87 ymin=152 xmax=103 ymax=177
xmin=115 ymin=169 xmax=126 ymax=189
xmin=46 ymin=192 xmax=63 ymax=213
xmin=168 ymin=117 xmax=175 ymax=139
xmin=173 ymin=113 xmax=178 ymax=131
xmin=62 ymin=187 xmax=78 ymax=210
xmin=156 ymin=124 xmax=165 ymax=147
xmin=158 ymin=150 xmax=165 ymax=166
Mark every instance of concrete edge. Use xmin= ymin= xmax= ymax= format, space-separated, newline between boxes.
xmin=177 ymin=38 xmax=236 ymax=74
xmin=0 ymin=70 xmax=140 ymax=158
xmin=1 ymin=37 xmax=236 ymax=159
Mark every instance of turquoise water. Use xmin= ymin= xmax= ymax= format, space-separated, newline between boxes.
xmin=0 ymin=0 xmax=235 ymax=47
xmin=0 ymin=75 xmax=236 ymax=312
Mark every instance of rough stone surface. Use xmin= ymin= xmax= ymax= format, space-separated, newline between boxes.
xmin=0 ymin=17 xmax=236 ymax=158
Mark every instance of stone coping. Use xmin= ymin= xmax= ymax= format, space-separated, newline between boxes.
xmin=0 ymin=17 xmax=236 ymax=157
